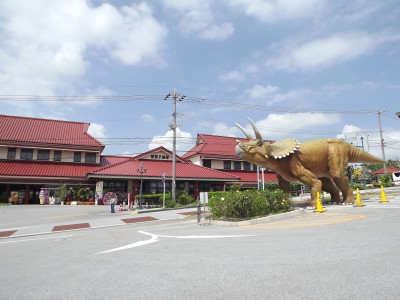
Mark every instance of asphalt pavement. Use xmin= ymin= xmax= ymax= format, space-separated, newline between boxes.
xmin=0 ymin=204 xmax=202 ymax=238
xmin=0 ymin=189 xmax=400 ymax=299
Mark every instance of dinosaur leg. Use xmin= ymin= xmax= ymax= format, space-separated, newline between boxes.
xmin=320 ymin=177 xmax=341 ymax=204
xmin=327 ymin=144 xmax=354 ymax=205
xmin=277 ymin=174 xmax=291 ymax=195
xmin=291 ymin=169 xmax=322 ymax=208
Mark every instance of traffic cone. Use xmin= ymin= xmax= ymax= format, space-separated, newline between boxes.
xmin=119 ymin=203 xmax=123 ymax=211
xmin=354 ymin=188 xmax=365 ymax=207
xmin=379 ymin=186 xmax=389 ymax=203
xmin=314 ymin=192 xmax=326 ymax=213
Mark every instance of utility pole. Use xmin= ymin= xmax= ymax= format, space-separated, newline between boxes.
xmin=377 ymin=110 xmax=387 ymax=174
xmin=164 ymin=87 xmax=185 ymax=201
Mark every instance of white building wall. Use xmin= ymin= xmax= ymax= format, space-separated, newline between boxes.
xmin=190 ymin=156 xmax=202 ymax=166
xmin=0 ymin=147 xmax=7 ymax=159
xmin=212 ymin=160 xmax=225 ymax=169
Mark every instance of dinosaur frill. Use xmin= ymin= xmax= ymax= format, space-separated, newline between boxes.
xmin=269 ymin=138 xmax=301 ymax=159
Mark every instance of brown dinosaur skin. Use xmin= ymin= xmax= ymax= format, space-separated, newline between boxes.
xmin=235 ymin=124 xmax=386 ymax=208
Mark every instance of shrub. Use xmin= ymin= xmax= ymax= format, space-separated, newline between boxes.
xmin=208 ymin=189 xmax=293 ymax=220
xmin=134 ymin=190 xmax=196 ymax=208
xmin=1 ymin=191 xmax=9 ymax=203
xmin=257 ymin=182 xmax=303 ymax=196
xmin=378 ymin=174 xmax=393 ymax=187
xmin=134 ymin=194 xmax=163 ymax=205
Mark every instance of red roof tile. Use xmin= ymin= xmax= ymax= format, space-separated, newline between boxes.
xmin=90 ymin=159 xmax=239 ymax=181
xmin=0 ymin=115 xmax=104 ymax=150
xmin=101 ymin=156 xmax=131 ymax=167
xmin=133 ymin=146 xmax=185 ymax=162
xmin=372 ymin=166 xmax=400 ymax=175
xmin=0 ymin=160 xmax=99 ymax=178
xmin=183 ymin=134 xmax=274 ymax=159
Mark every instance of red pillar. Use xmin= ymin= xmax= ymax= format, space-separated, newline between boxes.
xmin=194 ymin=181 xmax=199 ymax=200
xmin=134 ymin=180 xmax=139 ymax=197
xmin=25 ymin=185 xmax=30 ymax=204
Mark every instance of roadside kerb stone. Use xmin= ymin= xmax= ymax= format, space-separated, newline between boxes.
xmin=201 ymin=208 xmax=311 ymax=227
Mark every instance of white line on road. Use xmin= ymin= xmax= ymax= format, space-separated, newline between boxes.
xmin=0 ymin=226 xmax=36 ymax=231
xmin=96 ymin=231 xmax=256 ymax=254
xmin=0 ymin=235 xmax=73 ymax=244
xmin=96 ymin=231 xmax=159 ymax=254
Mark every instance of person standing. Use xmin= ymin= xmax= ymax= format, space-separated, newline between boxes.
xmin=110 ymin=197 xmax=115 ymax=213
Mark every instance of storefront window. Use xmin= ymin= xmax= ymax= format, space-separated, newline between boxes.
xmin=38 ymin=150 xmax=50 ymax=160
xmin=20 ymin=149 xmax=33 ymax=160
xmin=103 ymin=181 xmax=128 ymax=202
xmin=54 ymin=151 xmax=62 ymax=161
xmin=85 ymin=152 xmax=96 ymax=163
xmin=7 ymin=148 xmax=16 ymax=159
xmin=234 ymin=161 xmax=241 ymax=170
xmin=149 ymin=180 xmax=171 ymax=194
xmin=74 ymin=152 xmax=81 ymax=162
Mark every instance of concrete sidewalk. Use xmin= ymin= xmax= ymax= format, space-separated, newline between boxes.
xmin=0 ymin=205 xmax=200 ymax=239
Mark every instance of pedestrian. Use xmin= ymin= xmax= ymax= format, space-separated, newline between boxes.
xmin=110 ymin=197 xmax=115 ymax=213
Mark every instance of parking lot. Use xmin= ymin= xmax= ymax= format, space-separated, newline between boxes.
xmin=1 ymin=190 xmax=400 ymax=299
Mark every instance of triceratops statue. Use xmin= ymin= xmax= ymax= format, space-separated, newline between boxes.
xmin=235 ymin=118 xmax=386 ymax=208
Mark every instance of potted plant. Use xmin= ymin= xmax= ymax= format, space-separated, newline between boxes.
xmin=60 ymin=184 xmax=67 ymax=205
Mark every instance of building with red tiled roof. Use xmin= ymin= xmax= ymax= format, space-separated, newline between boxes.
xmin=0 ymin=115 xmax=239 ymax=204
xmin=0 ymin=115 xmax=105 ymax=204
xmin=0 ymin=115 xmax=104 ymax=150
xmin=183 ymin=134 xmax=277 ymax=188
xmin=89 ymin=147 xmax=239 ymax=200
xmin=371 ymin=166 xmax=400 ymax=176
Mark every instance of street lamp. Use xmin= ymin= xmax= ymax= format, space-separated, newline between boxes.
xmin=137 ymin=163 xmax=147 ymax=209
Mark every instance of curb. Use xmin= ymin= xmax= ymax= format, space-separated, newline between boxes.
xmin=201 ymin=208 xmax=310 ymax=227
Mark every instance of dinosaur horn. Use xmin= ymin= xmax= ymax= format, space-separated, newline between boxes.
xmin=247 ymin=118 xmax=262 ymax=140
xmin=235 ymin=123 xmax=254 ymax=140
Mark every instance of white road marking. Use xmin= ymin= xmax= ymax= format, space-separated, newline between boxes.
xmin=96 ymin=231 xmax=256 ymax=254
xmin=0 ymin=235 xmax=73 ymax=244
xmin=96 ymin=231 xmax=159 ymax=254
xmin=0 ymin=226 xmax=35 ymax=231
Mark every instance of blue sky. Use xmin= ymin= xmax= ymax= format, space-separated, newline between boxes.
xmin=0 ymin=0 xmax=399 ymax=160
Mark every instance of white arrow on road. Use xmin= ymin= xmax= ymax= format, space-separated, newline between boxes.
xmin=96 ymin=231 xmax=255 ymax=254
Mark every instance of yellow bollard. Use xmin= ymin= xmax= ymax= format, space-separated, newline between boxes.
xmin=354 ymin=188 xmax=365 ymax=207
xmin=379 ymin=186 xmax=389 ymax=203
xmin=314 ymin=192 xmax=326 ymax=213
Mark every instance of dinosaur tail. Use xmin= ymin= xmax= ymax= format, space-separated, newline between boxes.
xmin=348 ymin=144 xmax=386 ymax=164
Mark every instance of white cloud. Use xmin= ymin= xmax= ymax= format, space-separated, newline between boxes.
xmin=161 ymin=0 xmax=207 ymax=13
xmin=239 ymin=113 xmax=341 ymax=139
xmin=140 ymin=114 xmax=154 ymax=122
xmin=87 ymin=123 xmax=108 ymax=139
xmin=149 ymin=128 xmax=193 ymax=153
xmin=162 ymin=0 xmax=233 ymax=41
xmin=227 ymin=0 xmax=327 ymax=23
xmin=218 ymin=65 xmax=258 ymax=82
xmin=336 ymin=124 xmax=362 ymax=140
xmin=0 ymin=0 xmax=167 ymax=99
xmin=198 ymin=22 xmax=234 ymax=41
xmin=266 ymin=31 xmax=399 ymax=72
xmin=337 ymin=125 xmax=400 ymax=160
xmin=246 ymin=84 xmax=279 ymax=99
xmin=218 ymin=70 xmax=246 ymax=82
xmin=245 ymin=84 xmax=311 ymax=105
xmin=213 ymin=122 xmax=240 ymax=137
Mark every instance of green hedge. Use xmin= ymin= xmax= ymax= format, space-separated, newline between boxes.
xmin=208 ymin=189 xmax=293 ymax=220
xmin=134 ymin=190 xmax=196 ymax=208
xmin=255 ymin=182 xmax=304 ymax=196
